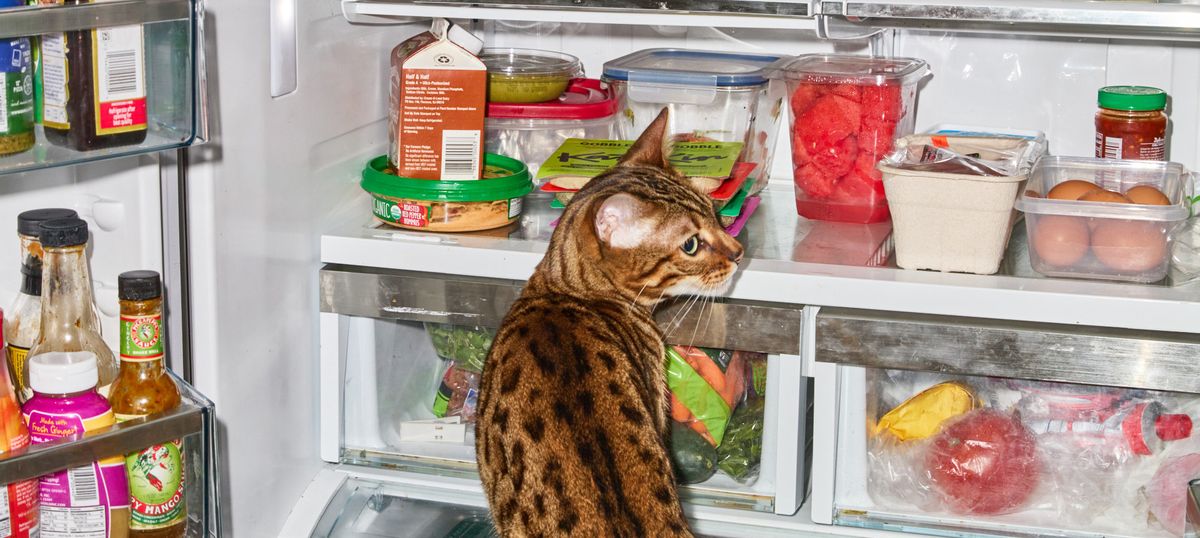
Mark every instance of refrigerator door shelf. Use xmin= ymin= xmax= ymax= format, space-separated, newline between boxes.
xmin=0 ymin=371 xmax=220 ymax=537
xmin=810 ymin=308 xmax=1200 ymax=538
xmin=318 ymin=268 xmax=811 ymax=515
xmin=0 ymin=0 xmax=202 ymax=177
xmin=341 ymin=0 xmax=816 ymax=30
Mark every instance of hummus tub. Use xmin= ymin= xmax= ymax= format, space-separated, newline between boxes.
xmin=363 ymin=154 xmax=533 ymax=233
xmin=480 ymin=48 xmax=583 ymax=104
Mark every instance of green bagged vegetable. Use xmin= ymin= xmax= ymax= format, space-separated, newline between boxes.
xmin=425 ymin=323 xmax=494 ymax=373
xmin=717 ymin=396 xmax=765 ymax=484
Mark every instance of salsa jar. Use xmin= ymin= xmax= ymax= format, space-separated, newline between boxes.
xmin=1095 ymin=86 xmax=1167 ymax=161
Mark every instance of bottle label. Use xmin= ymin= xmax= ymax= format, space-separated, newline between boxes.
xmin=1 ymin=416 xmax=39 ymax=538
xmin=115 ymin=412 xmax=186 ymax=531
xmin=120 ymin=314 xmax=163 ymax=361
xmin=91 ymin=25 xmax=147 ymax=135
xmin=40 ymin=33 xmax=69 ymax=130
xmin=24 ymin=409 xmax=129 ymax=538
xmin=6 ymin=344 xmax=31 ymax=402
xmin=0 ymin=37 xmax=34 ymax=136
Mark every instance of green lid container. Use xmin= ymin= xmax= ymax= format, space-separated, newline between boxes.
xmin=1098 ymin=86 xmax=1167 ymax=112
xmin=362 ymin=154 xmax=533 ymax=202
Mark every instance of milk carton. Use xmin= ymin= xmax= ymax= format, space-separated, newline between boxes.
xmin=389 ymin=19 xmax=486 ymax=180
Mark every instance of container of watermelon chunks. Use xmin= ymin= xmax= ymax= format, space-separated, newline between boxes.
xmin=766 ymin=54 xmax=929 ymax=223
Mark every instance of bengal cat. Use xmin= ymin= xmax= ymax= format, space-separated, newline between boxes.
xmin=476 ymin=109 xmax=744 ymax=537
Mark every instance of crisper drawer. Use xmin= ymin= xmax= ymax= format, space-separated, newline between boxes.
xmin=811 ymin=307 xmax=1200 ymax=538
xmin=0 ymin=373 xmax=219 ymax=537
xmin=318 ymin=264 xmax=812 ymax=515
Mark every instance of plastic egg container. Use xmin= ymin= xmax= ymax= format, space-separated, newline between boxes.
xmin=1015 ymin=157 xmax=1193 ymax=283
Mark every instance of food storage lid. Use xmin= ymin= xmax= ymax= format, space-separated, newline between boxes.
xmin=487 ymin=79 xmax=618 ymax=120
xmin=602 ymin=48 xmax=781 ymax=87
xmin=764 ymin=54 xmax=929 ymax=86
xmin=1014 ymin=156 xmax=1192 ymax=222
xmin=362 ymin=154 xmax=533 ymax=203
xmin=39 ymin=217 xmax=89 ymax=248
xmin=18 ymin=208 xmax=78 ymax=237
xmin=29 ymin=351 xmax=98 ymax=394
xmin=1098 ymin=86 xmax=1167 ymax=112
xmin=480 ymin=48 xmax=583 ymax=78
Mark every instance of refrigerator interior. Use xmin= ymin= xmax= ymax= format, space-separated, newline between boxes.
xmin=182 ymin=0 xmax=1200 ymax=535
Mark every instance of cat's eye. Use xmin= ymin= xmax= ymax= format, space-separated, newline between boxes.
xmin=681 ymin=235 xmax=700 ymax=255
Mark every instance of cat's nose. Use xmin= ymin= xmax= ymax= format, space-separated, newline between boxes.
xmin=729 ymin=246 xmax=744 ymax=264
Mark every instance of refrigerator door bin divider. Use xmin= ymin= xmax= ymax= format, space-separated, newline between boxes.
xmin=811 ymin=307 xmax=1200 ymax=538
xmin=0 ymin=0 xmax=203 ymax=177
xmin=318 ymin=264 xmax=810 ymax=515
xmin=0 ymin=371 xmax=220 ymax=537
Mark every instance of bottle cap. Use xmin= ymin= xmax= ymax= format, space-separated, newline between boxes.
xmin=18 ymin=208 xmax=78 ymax=238
xmin=119 ymin=270 xmax=162 ymax=301
xmin=1155 ymin=413 xmax=1193 ymax=441
xmin=20 ymin=259 xmax=41 ymax=296
xmin=38 ymin=218 xmax=89 ymax=248
xmin=29 ymin=351 xmax=98 ymax=394
xmin=1098 ymin=86 xmax=1167 ymax=112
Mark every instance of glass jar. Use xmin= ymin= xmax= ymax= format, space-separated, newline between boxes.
xmin=1095 ymin=85 xmax=1167 ymax=161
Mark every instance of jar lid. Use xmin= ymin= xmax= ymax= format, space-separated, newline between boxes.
xmin=486 ymin=79 xmax=617 ymax=120
xmin=1098 ymin=86 xmax=1167 ymax=111
xmin=480 ymin=48 xmax=582 ymax=78
xmin=119 ymin=270 xmax=162 ymax=301
xmin=18 ymin=208 xmax=78 ymax=237
xmin=764 ymin=54 xmax=929 ymax=86
xmin=29 ymin=351 xmax=98 ymax=394
xmin=362 ymin=154 xmax=533 ymax=203
xmin=602 ymin=48 xmax=780 ymax=87
xmin=39 ymin=217 xmax=89 ymax=248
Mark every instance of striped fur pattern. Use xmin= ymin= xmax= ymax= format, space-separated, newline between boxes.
xmin=476 ymin=110 xmax=743 ymax=537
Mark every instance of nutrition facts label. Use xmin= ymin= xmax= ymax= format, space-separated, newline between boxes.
xmin=41 ymin=505 xmax=106 ymax=538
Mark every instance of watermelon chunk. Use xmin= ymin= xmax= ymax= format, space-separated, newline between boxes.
xmin=795 ymin=163 xmax=835 ymax=199
xmin=811 ymin=135 xmax=859 ymax=179
xmin=861 ymin=84 xmax=903 ymax=123
xmin=798 ymin=94 xmax=860 ymax=149
xmin=789 ymin=83 xmax=825 ymax=117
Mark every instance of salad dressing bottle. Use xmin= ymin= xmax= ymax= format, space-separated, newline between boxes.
xmin=109 ymin=271 xmax=186 ymax=538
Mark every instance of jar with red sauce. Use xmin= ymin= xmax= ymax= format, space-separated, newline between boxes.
xmin=1095 ymin=86 xmax=1167 ymax=161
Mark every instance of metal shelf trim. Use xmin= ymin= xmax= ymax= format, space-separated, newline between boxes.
xmin=815 ymin=307 xmax=1200 ymax=394
xmin=320 ymin=264 xmax=804 ymax=355
xmin=0 ymin=0 xmax=192 ymax=39
xmin=0 ymin=373 xmax=213 ymax=485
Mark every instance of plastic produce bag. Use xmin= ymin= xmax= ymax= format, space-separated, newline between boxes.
xmin=425 ymin=323 xmax=494 ymax=374
xmin=715 ymin=352 xmax=766 ymax=484
xmin=432 ymin=361 xmax=481 ymax=423
xmin=924 ymin=408 xmax=1041 ymax=516
xmin=665 ymin=346 xmax=747 ymax=447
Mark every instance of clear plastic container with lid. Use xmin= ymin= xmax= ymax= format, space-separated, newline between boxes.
xmin=765 ymin=54 xmax=929 ymax=223
xmin=1095 ymin=85 xmax=1168 ymax=161
xmin=485 ymin=79 xmax=617 ymax=178
xmin=602 ymin=48 xmax=784 ymax=194
xmin=1015 ymin=156 xmax=1192 ymax=283
xmin=480 ymin=48 xmax=583 ymax=104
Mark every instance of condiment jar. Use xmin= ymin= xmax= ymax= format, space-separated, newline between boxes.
xmin=1095 ymin=86 xmax=1168 ymax=161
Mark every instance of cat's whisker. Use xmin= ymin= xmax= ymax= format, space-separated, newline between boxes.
xmin=631 ymin=282 xmax=650 ymax=308
xmin=664 ymin=293 xmax=700 ymax=341
xmin=686 ymin=291 xmax=713 ymax=350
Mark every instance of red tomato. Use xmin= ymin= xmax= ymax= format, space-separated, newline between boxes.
xmin=925 ymin=409 xmax=1040 ymax=515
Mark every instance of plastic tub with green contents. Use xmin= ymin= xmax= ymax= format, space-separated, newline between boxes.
xmin=362 ymin=153 xmax=534 ymax=232
xmin=480 ymin=48 xmax=583 ymax=103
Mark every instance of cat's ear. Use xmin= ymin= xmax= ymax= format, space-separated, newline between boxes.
xmin=618 ymin=107 xmax=675 ymax=170
xmin=594 ymin=193 xmax=654 ymax=249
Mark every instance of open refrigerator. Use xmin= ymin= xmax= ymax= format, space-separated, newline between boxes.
xmin=8 ymin=0 xmax=1200 ymax=537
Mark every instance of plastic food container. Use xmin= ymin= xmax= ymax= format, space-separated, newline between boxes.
xmin=1015 ymin=157 xmax=1193 ymax=283
xmin=485 ymin=79 xmax=618 ymax=178
xmin=880 ymin=134 xmax=1047 ymax=275
xmin=425 ymin=323 xmax=494 ymax=374
xmin=765 ymin=54 xmax=929 ymax=223
xmin=361 ymin=154 xmax=533 ymax=232
xmin=602 ymin=48 xmax=784 ymax=194
xmin=480 ymin=48 xmax=583 ymax=103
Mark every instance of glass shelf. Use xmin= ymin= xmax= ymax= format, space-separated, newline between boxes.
xmin=0 ymin=0 xmax=200 ymax=176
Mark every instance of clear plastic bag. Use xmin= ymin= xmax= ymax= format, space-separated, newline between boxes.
xmin=431 ymin=360 xmax=481 ymax=423
xmin=716 ymin=352 xmax=767 ymax=485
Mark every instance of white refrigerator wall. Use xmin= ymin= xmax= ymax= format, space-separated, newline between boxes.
xmin=0 ymin=158 xmax=164 ymax=352
xmin=180 ymin=3 xmax=1200 ymax=536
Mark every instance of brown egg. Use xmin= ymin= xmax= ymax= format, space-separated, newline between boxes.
xmin=1077 ymin=189 xmax=1133 ymax=204
xmin=1124 ymin=185 xmax=1171 ymax=206
xmin=1091 ymin=220 xmax=1167 ymax=273
xmin=1047 ymin=180 xmax=1101 ymax=201
xmin=1032 ymin=215 xmax=1090 ymax=268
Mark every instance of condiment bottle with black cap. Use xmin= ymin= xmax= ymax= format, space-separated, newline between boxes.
xmin=25 ymin=217 xmax=118 ymax=398
xmin=5 ymin=208 xmax=78 ymax=402
xmin=108 ymin=270 xmax=186 ymax=538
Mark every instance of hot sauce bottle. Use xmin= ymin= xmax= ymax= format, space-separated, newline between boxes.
xmin=108 ymin=271 xmax=186 ymax=538
xmin=0 ymin=310 xmax=39 ymax=538
xmin=38 ymin=0 xmax=149 ymax=151
xmin=1095 ymin=86 xmax=1168 ymax=161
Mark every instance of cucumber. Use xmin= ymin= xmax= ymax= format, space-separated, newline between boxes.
xmin=670 ymin=421 xmax=718 ymax=484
